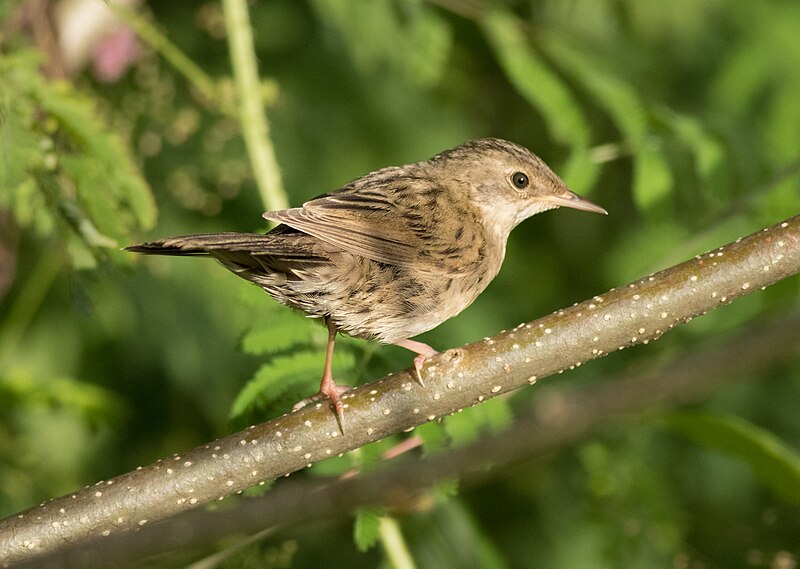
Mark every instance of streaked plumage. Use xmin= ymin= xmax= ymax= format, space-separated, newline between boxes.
xmin=127 ymin=138 xmax=606 ymax=422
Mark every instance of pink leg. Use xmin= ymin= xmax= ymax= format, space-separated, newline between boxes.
xmin=294 ymin=319 xmax=349 ymax=425
xmin=319 ymin=321 xmax=345 ymax=422
xmin=392 ymin=338 xmax=439 ymax=386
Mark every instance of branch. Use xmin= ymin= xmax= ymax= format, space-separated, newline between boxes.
xmin=14 ymin=309 xmax=800 ymax=569
xmin=1 ymin=214 xmax=798 ymax=567
xmin=222 ymin=0 xmax=289 ymax=212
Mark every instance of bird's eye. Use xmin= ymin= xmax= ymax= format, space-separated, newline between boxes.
xmin=512 ymin=171 xmax=529 ymax=189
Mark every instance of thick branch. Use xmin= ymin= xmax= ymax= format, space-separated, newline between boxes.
xmin=17 ymin=310 xmax=800 ymax=569
xmin=1 ymin=214 xmax=799 ymax=566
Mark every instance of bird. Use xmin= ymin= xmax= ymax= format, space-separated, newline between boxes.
xmin=126 ymin=138 xmax=606 ymax=424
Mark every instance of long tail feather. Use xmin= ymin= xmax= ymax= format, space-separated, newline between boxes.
xmin=125 ymin=233 xmax=275 ymax=256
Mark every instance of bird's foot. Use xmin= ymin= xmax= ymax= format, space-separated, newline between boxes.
xmin=293 ymin=383 xmax=351 ymax=423
xmin=393 ymin=338 xmax=439 ymax=387
xmin=412 ymin=353 xmax=436 ymax=386
xmin=293 ymin=383 xmax=350 ymax=434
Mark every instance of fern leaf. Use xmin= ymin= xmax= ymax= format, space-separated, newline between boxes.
xmin=240 ymin=311 xmax=315 ymax=355
xmin=229 ymin=349 xmax=356 ymax=421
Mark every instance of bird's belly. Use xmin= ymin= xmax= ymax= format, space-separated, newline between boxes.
xmin=266 ymin=253 xmax=494 ymax=343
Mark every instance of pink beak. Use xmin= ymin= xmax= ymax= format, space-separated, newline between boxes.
xmin=539 ymin=192 xmax=608 ymax=215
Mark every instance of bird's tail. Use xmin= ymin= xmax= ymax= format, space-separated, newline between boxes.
xmin=125 ymin=232 xmax=274 ymax=256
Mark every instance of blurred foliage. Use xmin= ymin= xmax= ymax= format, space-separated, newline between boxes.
xmin=1 ymin=0 xmax=800 ymax=567
xmin=0 ymin=51 xmax=155 ymax=267
xmin=354 ymin=507 xmax=384 ymax=552
xmin=664 ymin=412 xmax=800 ymax=505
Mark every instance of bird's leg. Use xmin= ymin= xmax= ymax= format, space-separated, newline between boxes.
xmin=294 ymin=318 xmax=349 ymax=425
xmin=319 ymin=319 xmax=346 ymax=422
xmin=392 ymin=338 xmax=439 ymax=386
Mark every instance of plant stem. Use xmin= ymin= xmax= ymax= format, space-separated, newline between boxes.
xmin=222 ymin=0 xmax=289 ymax=212
xmin=379 ymin=516 xmax=417 ymax=569
xmin=111 ymin=4 xmax=223 ymax=111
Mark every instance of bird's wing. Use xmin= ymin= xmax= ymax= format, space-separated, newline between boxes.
xmin=264 ymin=176 xmax=470 ymax=271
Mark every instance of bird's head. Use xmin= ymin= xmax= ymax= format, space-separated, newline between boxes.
xmin=433 ymin=138 xmax=606 ymax=237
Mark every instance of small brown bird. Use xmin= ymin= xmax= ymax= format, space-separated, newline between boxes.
xmin=127 ymin=138 xmax=606 ymax=422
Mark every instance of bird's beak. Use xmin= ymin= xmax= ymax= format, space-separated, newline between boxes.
xmin=539 ymin=192 xmax=608 ymax=215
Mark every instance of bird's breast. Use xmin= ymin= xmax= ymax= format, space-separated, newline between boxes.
xmin=318 ymin=248 xmax=504 ymax=343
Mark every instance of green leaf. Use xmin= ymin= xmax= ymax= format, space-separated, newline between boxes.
xmin=657 ymin=108 xmax=725 ymax=181
xmin=312 ymin=0 xmax=452 ymax=87
xmin=415 ymin=420 xmax=447 ymax=455
xmin=633 ymin=141 xmax=673 ymax=211
xmin=0 ymin=54 xmax=51 ymax=234
xmin=229 ymin=352 xmax=319 ymax=419
xmin=541 ymin=34 xmax=674 ymax=211
xmin=764 ymin=87 xmax=800 ymax=164
xmin=0 ymin=51 xmax=156 ymax=262
xmin=443 ymin=397 xmax=513 ymax=447
xmin=4 ymin=178 xmax=54 ymax=235
xmin=663 ymin=412 xmax=800 ymax=504
xmin=229 ymin=349 xmax=355 ymax=420
xmin=31 ymin=80 xmax=157 ymax=234
xmin=482 ymin=10 xmax=590 ymax=150
xmin=0 ymin=74 xmax=42 ymax=193
xmin=240 ymin=311 xmax=314 ymax=355
xmin=353 ymin=507 xmax=384 ymax=552
xmin=60 ymin=156 xmax=122 ymax=247
xmin=431 ymin=478 xmax=459 ymax=502
xmin=0 ymin=372 xmax=123 ymax=425
xmin=540 ymin=34 xmax=645 ymax=136
xmin=306 ymin=452 xmax=351 ymax=477
xmin=560 ymin=146 xmax=602 ymax=195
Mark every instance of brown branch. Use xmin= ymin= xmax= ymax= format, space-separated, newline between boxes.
xmin=15 ymin=309 xmax=800 ymax=569
xmin=1 ymin=214 xmax=799 ymax=567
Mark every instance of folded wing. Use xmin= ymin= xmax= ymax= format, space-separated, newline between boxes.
xmin=263 ymin=175 xmax=475 ymax=273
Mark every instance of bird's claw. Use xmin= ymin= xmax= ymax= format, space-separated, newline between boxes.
xmin=413 ymin=354 xmax=428 ymax=387
xmin=293 ymin=384 xmax=351 ymax=417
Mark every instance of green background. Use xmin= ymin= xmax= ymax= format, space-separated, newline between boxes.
xmin=1 ymin=0 xmax=799 ymax=567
